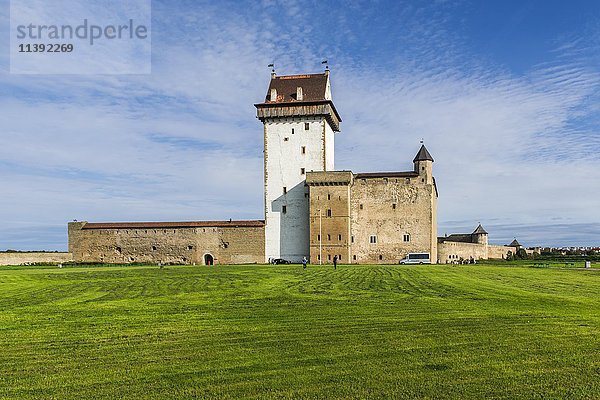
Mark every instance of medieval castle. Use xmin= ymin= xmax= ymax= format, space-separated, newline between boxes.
xmin=2 ymin=71 xmax=519 ymax=266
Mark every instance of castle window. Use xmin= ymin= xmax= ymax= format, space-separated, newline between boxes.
xmin=351 ymin=236 xmax=354 ymax=243
xmin=284 ymin=137 xmax=289 ymax=141
xmin=328 ymin=254 xmax=331 ymax=261
xmin=422 ymin=166 xmax=425 ymax=171
xmin=370 ymin=235 xmax=377 ymax=244
xmin=187 ymin=245 xmax=193 ymax=250
xmin=338 ymin=234 xmax=342 ymax=241
xmin=339 ymin=255 xmax=342 ymax=261
xmin=379 ymin=255 xmax=383 ymax=260
xmin=327 ymin=209 xmax=332 ymax=217
xmin=152 ymin=245 xmax=157 ymax=251
xmin=283 ymin=187 xmax=287 ymax=194
xmin=404 ymin=234 xmax=410 ymax=242
xmin=422 ymin=179 xmax=425 ymax=183
xmin=302 ymin=146 xmax=306 ymax=154
xmin=327 ymin=234 xmax=331 ymax=241
xmin=328 ymin=194 xmax=331 ymax=200
xmin=304 ymin=122 xmax=309 ymax=130
xmin=292 ymin=128 xmax=295 ymax=135
xmin=360 ymin=204 xmax=363 ymax=210
xmin=282 ymin=205 xmax=287 ymax=214
xmin=318 ymin=255 xmax=321 ymax=260
xmin=318 ymin=234 xmax=321 ymax=241
xmin=392 ymin=203 xmax=396 ymax=209
xmin=353 ymin=255 xmax=357 ymax=261
xmin=301 ymin=168 xmax=305 ymax=175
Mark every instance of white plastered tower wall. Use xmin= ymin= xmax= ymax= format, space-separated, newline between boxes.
xmin=256 ymin=72 xmax=341 ymax=262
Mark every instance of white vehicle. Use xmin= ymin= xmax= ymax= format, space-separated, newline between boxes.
xmin=399 ymin=253 xmax=431 ymax=264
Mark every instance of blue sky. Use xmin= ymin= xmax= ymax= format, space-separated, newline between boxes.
xmin=0 ymin=0 xmax=599 ymax=250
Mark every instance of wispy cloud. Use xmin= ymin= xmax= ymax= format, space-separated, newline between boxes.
xmin=0 ymin=0 xmax=598 ymax=249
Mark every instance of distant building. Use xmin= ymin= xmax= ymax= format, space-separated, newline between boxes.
xmin=437 ymin=224 xmax=515 ymax=263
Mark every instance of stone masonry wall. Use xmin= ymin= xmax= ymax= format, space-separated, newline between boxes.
xmin=0 ymin=252 xmax=73 ymax=266
xmin=307 ymin=171 xmax=352 ymax=264
xmin=350 ymin=175 xmax=436 ymax=264
xmin=438 ymin=241 xmax=514 ymax=263
xmin=68 ymin=222 xmax=264 ymax=265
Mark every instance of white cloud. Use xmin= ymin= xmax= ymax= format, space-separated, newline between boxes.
xmin=0 ymin=0 xmax=598 ymax=249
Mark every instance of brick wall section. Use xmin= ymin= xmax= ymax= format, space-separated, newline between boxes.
xmin=0 ymin=252 xmax=73 ymax=266
xmin=68 ymin=222 xmax=264 ymax=265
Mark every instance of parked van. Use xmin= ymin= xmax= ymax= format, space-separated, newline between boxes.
xmin=399 ymin=253 xmax=431 ymax=264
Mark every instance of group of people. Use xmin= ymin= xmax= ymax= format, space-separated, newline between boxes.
xmin=302 ymin=255 xmax=337 ymax=269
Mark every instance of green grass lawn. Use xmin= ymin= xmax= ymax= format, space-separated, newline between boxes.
xmin=1 ymin=263 xmax=599 ymax=399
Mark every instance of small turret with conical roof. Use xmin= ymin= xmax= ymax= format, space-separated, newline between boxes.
xmin=413 ymin=144 xmax=434 ymax=185
xmin=472 ymin=223 xmax=488 ymax=245
xmin=509 ymin=239 xmax=522 ymax=249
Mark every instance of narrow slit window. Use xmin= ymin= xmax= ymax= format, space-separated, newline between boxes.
xmin=327 ymin=209 xmax=332 ymax=217
xmin=338 ymin=234 xmax=342 ymax=241
xmin=403 ymin=234 xmax=410 ymax=242
xmin=292 ymin=128 xmax=295 ymax=134
xmin=392 ymin=203 xmax=396 ymax=209
xmin=370 ymin=235 xmax=377 ymax=244
xmin=282 ymin=205 xmax=287 ymax=214
xmin=302 ymin=146 xmax=306 ymax=154
xmin=304 ymin=122 xmax=309 ymax=130
xmin=283 ymin=187 xmax=287 ymax=194
xmin=301 ymin=168 xmax=305 ymax=175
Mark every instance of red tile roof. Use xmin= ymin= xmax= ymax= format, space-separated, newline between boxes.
xmin=81 ymin=220 xmax=265 ymax=230
xmin=354 ymin=171 xmax=419 ymax=179
xmin=263 ymin=73 xmax=328 ymax=103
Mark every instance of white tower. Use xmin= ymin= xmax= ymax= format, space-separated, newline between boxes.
xmin=255 ymin=71 xmax=341 ymax=262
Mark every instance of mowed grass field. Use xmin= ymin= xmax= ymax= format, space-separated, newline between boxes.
xmin=1 ymin=263 xmax=599 ymax=399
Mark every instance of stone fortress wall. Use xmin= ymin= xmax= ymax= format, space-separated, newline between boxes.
xmin=437 ymin=241 xmax=514 ymax=263
xmin=0 ymin=252 xmax=73 ymax=266
xmin=437 ymin=224 xmax=517 ymax=263
xmin=68 ymin=221 xmax=264 ymax=265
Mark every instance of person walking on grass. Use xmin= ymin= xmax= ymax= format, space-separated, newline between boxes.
xmin=302 ymin=256 xmax=308 ymax=269
xmin=333 ymin=255 xmax=338 ymax=270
